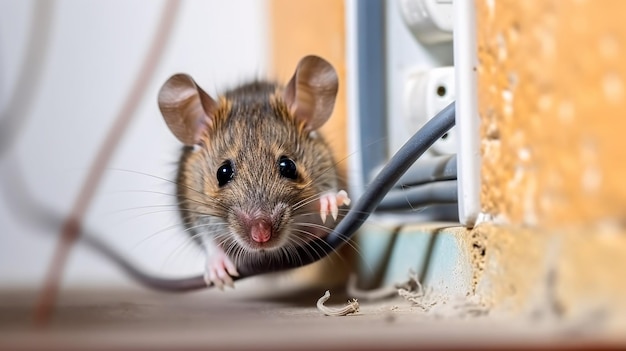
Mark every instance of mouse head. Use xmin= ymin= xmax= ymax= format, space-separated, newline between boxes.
xmin=157 ymin=56 xmax=339 ymax=256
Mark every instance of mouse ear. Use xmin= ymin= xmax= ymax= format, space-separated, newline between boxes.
xmin=283 ymin=55 xmax=338 ymax=131
xmin=158 ymin=74 xmax=217 ymax=146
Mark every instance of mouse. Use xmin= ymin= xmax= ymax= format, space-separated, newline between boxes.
xmin=157 ymin=55 xmax=351 ymax=289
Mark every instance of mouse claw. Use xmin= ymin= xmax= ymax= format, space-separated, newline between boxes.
xmin=329 ymin=195 xmax=338 ymax=221
xmin=319 ymin=190 xmax=351 ymax=223
xmin=204 ymin=269 xmax=223 ymax=290
xmin=225 ymin=263 xmax=240 ymax=278
xmin=320 ymin=196 xmax=329 ymax=223
xmin=219 ymin=271 xmax=235 ymax=289
xmin=204 ymin=252 xmax=238 ymax=290
xmin=336 ymin=190 xmax=351 ymax=206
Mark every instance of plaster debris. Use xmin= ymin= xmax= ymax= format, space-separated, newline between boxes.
xmin=397 ymin=270 xmax=490 ymax=318
xmin=316 ymin=290 xmax=359 ymax=317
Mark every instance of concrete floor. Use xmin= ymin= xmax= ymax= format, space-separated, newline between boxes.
xmin=0 ymin=284 xmax=620 ymax=351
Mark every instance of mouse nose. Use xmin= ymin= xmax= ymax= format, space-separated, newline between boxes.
xmin=250 ymin=218 xmax=272 ymax=243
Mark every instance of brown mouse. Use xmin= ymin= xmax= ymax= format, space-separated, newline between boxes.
xmin=157 ymin=55 xmax=350 ymax=289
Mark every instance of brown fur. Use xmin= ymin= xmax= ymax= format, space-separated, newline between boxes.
xmin=175 ymin=81 xmax=338 ymax=265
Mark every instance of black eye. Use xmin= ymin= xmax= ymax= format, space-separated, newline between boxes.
xmin=278 ymin=156 xmax=298 ymax=180
xmin=216 ymin=160 xmax=234 ymax=187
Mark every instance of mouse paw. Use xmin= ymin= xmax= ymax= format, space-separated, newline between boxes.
xmin=203 ymin=252 xmax=239 ymax=290
xmin=319 ymin=190 xmax=351 ymax=223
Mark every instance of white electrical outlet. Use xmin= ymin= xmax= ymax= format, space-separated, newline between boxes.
xmin=397 ymin=0 xmax=481 ymax=227
xmin=404 ymin=66 xmax=456 ymax=155
xmin=398 ymin=0 xmax=453 ymax=44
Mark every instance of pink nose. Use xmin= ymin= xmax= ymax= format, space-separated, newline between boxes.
xmin=250 ymin=219 xmax=272 ymax=243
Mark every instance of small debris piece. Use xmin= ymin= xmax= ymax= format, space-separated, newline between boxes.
xmin=397 ymin=269 xmax=490 ymax=317
xmin=316 ymin=290 xmax=360 ymax=316
xmin=397 ymin=269 xmax=439 ymax=312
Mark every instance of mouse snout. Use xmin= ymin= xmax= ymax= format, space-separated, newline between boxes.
xmin=249 ymin=218 xmax=272 ymax=243
xmin=233 ymin=203 xmax=290 ymax=247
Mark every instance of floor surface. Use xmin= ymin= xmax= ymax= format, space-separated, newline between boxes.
xmin=0 ymin=284 xmax=621 ymax=350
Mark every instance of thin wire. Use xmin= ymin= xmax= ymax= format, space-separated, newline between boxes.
xmin=0 ymin=0 xmax=56 ymax=158
xmin=33 ymin=0 xmax=182 ymax=325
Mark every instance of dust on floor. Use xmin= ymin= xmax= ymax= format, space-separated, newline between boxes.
xmin=0 ymin=284 xmax=617 ymax=350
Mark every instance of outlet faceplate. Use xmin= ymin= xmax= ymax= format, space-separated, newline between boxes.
xmin=385 ymin=0 xmax=453 ymax=158
xmin=404 ymin=66 xmax=456 ymax=155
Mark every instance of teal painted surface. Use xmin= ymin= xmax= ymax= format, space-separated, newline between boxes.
xmin=356 ymin=223 xmax=471 ymax=296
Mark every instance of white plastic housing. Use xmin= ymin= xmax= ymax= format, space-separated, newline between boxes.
xmin=404 ymin=66 xmax=456 ymax=155
xmin=453 ymin=0 xmax=481 ymax=227
xmin=398 ymin=0 xmax=453 ymax=44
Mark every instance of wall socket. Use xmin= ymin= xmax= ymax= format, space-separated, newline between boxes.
xmin=386 ymin=0 xmax=481 ymax=227
xmin=404 ymin=66 xmax=456 ymax=155
xmin=384 ymin=0 xmax=453 ymax=157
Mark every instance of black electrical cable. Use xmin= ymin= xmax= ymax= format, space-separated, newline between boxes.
xmin=1 ymin=101 xmax=456 ymax=292
xmin=319 ymin=101 xmax=456 ymax=251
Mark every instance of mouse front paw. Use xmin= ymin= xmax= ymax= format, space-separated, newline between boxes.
xmin=203 ymin=252 xmax=239 ymax=290
xmin=319 ymin=190 xmax=351 ymax=223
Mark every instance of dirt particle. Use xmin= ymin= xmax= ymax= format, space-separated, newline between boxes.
xmin=486 ymin=123 xmax=500 ymax=140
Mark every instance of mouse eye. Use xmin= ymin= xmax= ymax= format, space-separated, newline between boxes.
xmin=216 ymin=160 xmax=234 ymax=187
xmin=278 ymin=156 xmax=298 ymax=180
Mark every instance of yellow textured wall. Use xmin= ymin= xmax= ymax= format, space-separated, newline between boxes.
xmin=473 ymin=1 xmax=626 ymax=330
xmin=477 ymin=0 xmax=626 ymax=228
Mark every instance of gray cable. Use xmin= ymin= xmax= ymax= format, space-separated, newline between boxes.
xmin=392 ymin=154 xmax=457 ymax=188
xmin=377 ymin=180 xmax=458 ymax=212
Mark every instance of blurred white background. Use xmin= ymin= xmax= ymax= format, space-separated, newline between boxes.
xmin=0 ymin=0 xmax=269 ymax=288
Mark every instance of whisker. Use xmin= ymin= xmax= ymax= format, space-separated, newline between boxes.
xmin=131 ymin=219 xmax=223 ymax=252
xmin=284 ymin=234 xmax=320 ymax=264
xmin=107 ymin=188 xmax=230 ymax=212
xmin=160 ymin=233 xmax=204 ymax=273
xmin=106 ymin=189 xmax=179 ymax=197
xmin=107 ymin=208 xmax=227 ymax=229
xmin=293 ymin=222 xmax=368 ymax=267
xmin=291 ymin=228 xmax=344 ymax=265
xmin=107 ymin=167 xmax=209 ymax=200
